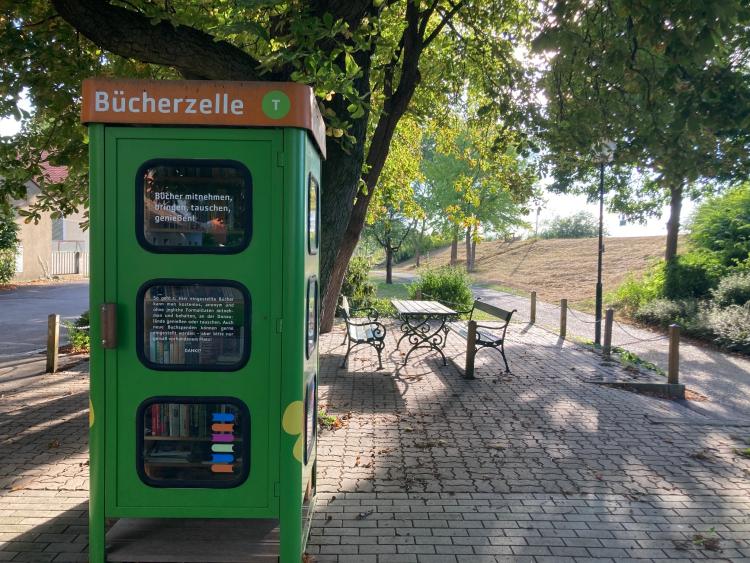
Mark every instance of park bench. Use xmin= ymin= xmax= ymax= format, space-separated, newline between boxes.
xmin=339 ymin=296 xmax=387 ymax=369
xmin=446 ymin=299 xmax=516 ymax=378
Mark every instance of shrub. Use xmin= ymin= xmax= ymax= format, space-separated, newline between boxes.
xmin=663 ymin=251 xmax=723 ymax=299
xmin=609 ymin=262 xmax=666 ymax=314
xmin=689 ymin=183 xmax=750 ymax=269
xmin=340 ymin=256 xmax=376 ymax=309
xmin=408 ymin=266 xmax=474 ymax=311
xmin=541 ymin=211 xmax=602 ymax=239
xmin=712 ymin=272 xmax=750 ymax=307
xmin=65 ymin=310 xmax=90 ymax=353
xmin=703 ymin=304 xmax=750 ymax=353
xmin=634 ymin=298 xmax=699 ymax=328
xmin=0 ymin=249 xmax=15 ymax=284
xmin=0 ymin=205 xmax=18 ymax=284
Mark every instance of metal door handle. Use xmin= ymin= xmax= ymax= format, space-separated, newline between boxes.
xmin=100 ymin=303 xmax=117 ymax=349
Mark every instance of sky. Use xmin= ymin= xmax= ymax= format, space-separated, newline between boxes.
xmin=527 ymin=191 xmax=695 ymax=239
xmin=0 ymin=103 xmax=689 ymax=239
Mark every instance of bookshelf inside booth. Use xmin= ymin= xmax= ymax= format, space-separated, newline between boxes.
xmin=138 ymin=398 xmax=250 ymax=488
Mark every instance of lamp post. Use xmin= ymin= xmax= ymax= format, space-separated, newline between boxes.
xmin=595 ymin=140 xmax=616 ymax=346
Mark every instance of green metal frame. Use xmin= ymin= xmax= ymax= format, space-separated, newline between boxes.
xmin=88 ymin=124 xmax=320 ymax=563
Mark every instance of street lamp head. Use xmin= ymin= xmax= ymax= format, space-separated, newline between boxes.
xmin=596 ymin=139 xmax=616 ymax=164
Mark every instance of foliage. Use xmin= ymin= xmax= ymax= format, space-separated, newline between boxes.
xmin=421 ymin=113 xmax=536 ymax=241
xmin=340 ymin=256 xmax=376 ymax=309
xmin=689 ymin=184 xmax=750 ymax=269
xmin=0 ymin=0 xmax=540 ymax=333
xmin=317 ymin=409 xmax=341 ymax=431
xmin=634 ymin=299 xmax=699 ymax=329
xmin=609 ymin=264 xmax=667 ymax=315
xmin=64 ymin=310 xmax=90 ymax=353
xmin=407 ymin=266 xmax=473 ymax=312
xmin=702 ymin=304 xmax=750 ymax=354
xmin=540 ymin=211 xmax=601 ymax=239
xmin=712 ymin=272 xmax=750 ymax=307
xmin=534 ymin=1 xmax=750 ymax=259
xmin=611 ymin=347 xmax=665 ymax=377
xmin=663 ymin=252 xmax=723 ymax=300
xmin=0 ymin=250 xmax=14 ymax=284
xmin=393 ymin=231 xmax=452 ymax=263
xmin=0 ymin=204 xmax=19 ymax=284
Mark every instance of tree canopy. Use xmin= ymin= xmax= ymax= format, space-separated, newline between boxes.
xmin=0 ymin=0 xmax=538 ymax=331
xmin=534 ymin=0 xmax=750 ymax=261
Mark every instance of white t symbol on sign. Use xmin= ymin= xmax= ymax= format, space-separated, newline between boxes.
xmin=272 ymin=99 xmax=280 ymax=110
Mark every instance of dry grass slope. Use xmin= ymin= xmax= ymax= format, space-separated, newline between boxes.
xmin=397 ymin=236 xmax=684 ymax=307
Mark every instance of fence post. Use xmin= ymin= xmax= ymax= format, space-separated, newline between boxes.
xmin=530 ymin=291 xmax=537 ymax=324
xmin=74 ymin=251 xmax=81 ymax=274
xmin=46 ymin=314 xmax=60 ymax=373
xmin=603 ymin=308 xmax=614 ymax=357
xmin=560 ymin=299 xmax=567 ymax=339
xmin=668 ymin=324 xmax=680 ymax=384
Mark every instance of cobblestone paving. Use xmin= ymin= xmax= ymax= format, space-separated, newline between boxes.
xmin=0 ymin=324 xmax=749 ymax=562
xmin=0 ymin=361 xmax=89 ymax=561
xmin=313 ymin=322 xmax=750 ymax=562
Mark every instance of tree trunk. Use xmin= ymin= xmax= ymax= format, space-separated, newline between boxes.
xmin=385 ymin=246 xmax=393 ymax=284
xmin=465 ymin=226 xmax=472 ymax=273
xmin=450 ymin=231 xmax=458 ymax=266
xmin=471 ymin=236 xmax=477 ymax=272
xmin=665 ymin=183 xmax=683 ymax=262
xmin=415 ymin=219 xmax=425 ymax=268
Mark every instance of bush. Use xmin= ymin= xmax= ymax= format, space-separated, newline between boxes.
xmin=340 ymin=256 xmax=376 ymax=310
xmin=609 ymin=263 xmax=666 ymax=314
xmin=65 ymin=310 xmax=90 ymax=353
xmin=541 ymin=211 xmax=601 ymax=239
xmin=408 ymin=266 xmax=474 ymax=311
xmin=689 ymin=183 xmax=750 ymax=269
xmin=663 ymin=252 xmax=723 ymax=299
xmin=634 ymin=298 xmax=699 ymax=328
xmin=703 ymin=303 xmax=750 ymax=353
xmin=0 ymin=249 xmax=15 ymax=284
xmin=0 ymin=205 xmax=18 ymax=284
xmin=712 ymin=272 xmax=750 ymax=307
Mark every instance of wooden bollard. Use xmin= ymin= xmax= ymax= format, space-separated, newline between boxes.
xmin=530 ymin=291 xmax=537 ymax=324
xmin=668 ymin=324 xmax=680 ymax=384
xmin=603 ymin=308 xmax=614 ymax=357
xmin=46 ymin=314 xmax=60 ymax=373
xmin=560 ymin=299 xmax=567 ymax=339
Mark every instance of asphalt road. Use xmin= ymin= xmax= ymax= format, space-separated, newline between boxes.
xmin=0 ymin=281 xmax=89 ymax=361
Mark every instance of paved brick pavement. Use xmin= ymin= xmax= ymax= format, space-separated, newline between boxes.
xmin=1 ymin=323 xmax=749 ymax=562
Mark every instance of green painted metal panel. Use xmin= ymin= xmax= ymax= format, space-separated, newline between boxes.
xmin=89 ymin=123 xmax=320 ymax=562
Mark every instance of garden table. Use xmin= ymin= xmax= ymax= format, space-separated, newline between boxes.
xmin=391 ymin=299 xmax=457 ymax=366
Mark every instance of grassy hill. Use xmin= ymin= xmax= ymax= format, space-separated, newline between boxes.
xmin=395 ymin=236 xmax=684 ymax=309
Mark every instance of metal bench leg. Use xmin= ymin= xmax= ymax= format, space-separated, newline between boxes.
xmin=465 ymin=320 xmax=477 ymax=379
xmin=341 ymin=330 xmax=348 ymax=345
xmin=500 ymin=342 xmax=510 ymax=373
xmin=341 ymin=341 xmax=353 ymax=368
xmin=376 ymin=341 xmax=384 ymax=370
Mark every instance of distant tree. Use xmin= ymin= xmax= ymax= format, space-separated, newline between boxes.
xmin=421 ymin=114 xmax=535 ymax=272
xmin=541 ymin=211 xmax=603 ymax=239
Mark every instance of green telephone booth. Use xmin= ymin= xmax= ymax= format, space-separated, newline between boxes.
xmin=83 ymin=79 xmax=325 ymax=562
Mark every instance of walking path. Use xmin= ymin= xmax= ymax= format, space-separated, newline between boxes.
xmin=2 ymin=323 xmax=748 ymax=562
xmin=380 ymin=270 xmax=750 ymax=419
xmin=472 ymin=286 xmax=750 ymax=420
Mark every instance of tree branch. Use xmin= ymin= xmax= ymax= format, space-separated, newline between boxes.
xmin=51 ymin=0 xmax=284 ymax=81
xmin=423 ymin=0 xmax=467 ymax=48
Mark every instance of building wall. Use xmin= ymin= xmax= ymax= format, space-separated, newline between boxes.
xmin=12 ymin=182 xmax=53 ymax=281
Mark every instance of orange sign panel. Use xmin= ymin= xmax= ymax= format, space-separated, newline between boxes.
xmin=81 ymin=78 xmax=326 ymax=158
